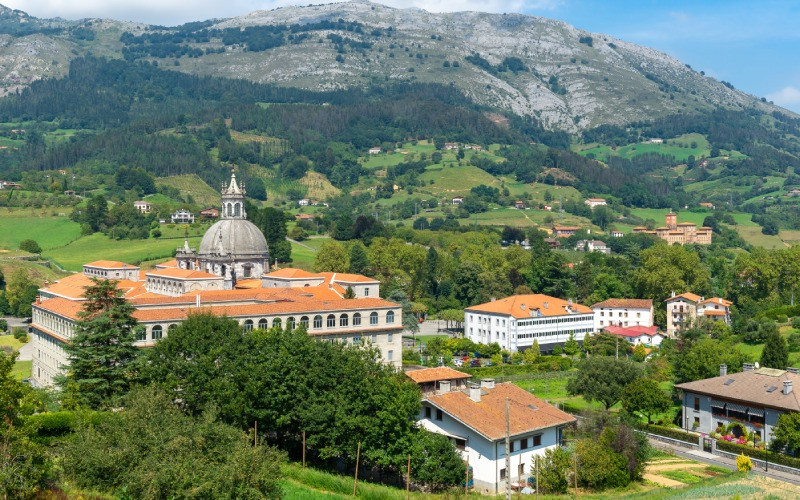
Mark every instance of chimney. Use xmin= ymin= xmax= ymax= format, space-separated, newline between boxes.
xmin=568 ymin=298 xmax=573 ymax=306
xmin=787 ymin=367 xmax=800 ymax=375
xmin=438 ymin=380 xmax=451 ymax=395
xmin=543 ymin=302 xmax=549 ymax=309
xmin=520 ymin=304 xmax=526 ymax=310
xmin=469 ymin=384 xmax=481 ymax=403
xmin=196 ymin=294 xmax=201 ymax=308
xmin=481 ymin=378 xmax=495 ymax=390
xmin=784 ymin=380 xmax=793 ymax=395
xmin=490 ymin=297 xmax=496 ymax=302
xmin=671 ymin=291 xmax=676 ymax=298
xmin=743 ymin=363 xmax=754 ymax=372
xmin=720 ymin=364 xmax=727 ymax=377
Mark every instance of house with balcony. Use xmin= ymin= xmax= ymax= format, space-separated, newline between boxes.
xmin=665 ymin=292 xmax=731 ymax=337
xmin=592 ymin=298 xmax=654 ymax=330
xmin=405 ymin=366 xmax=471 ymax=398
xmin=675 ymin=364 xmax=800 ymax=443
xmin=417 ymin=378 xmax=575 ymax=494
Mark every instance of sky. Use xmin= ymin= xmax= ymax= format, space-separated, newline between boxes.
xmin=5 ymin=0 xmax=800 ymax=113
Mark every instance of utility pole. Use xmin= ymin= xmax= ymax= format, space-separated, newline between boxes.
xmin=353 ymin=441 xmax=361 ymax=496
xmin=406 ymin=455 xmax=411 ymax=500
xmin=615 ymin=337 xmax=619 ymax=360
xmin=505 ymin=398 xmax=511 ymax=500
xmin=302 ymin=431 xmax=306 ymax=470
xmin=535 ymin=456 xmax=539 ymax=499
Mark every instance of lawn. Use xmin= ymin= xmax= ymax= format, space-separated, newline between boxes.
xmin=734 ymin=225 xmax=785 ymax=249
xmin=0 ymin=335 xmax=25 ymax=351
xmin=418 ymin=164 xmax=500 ymax=195
xmin=155 ymin=174 xmax=220 ymax=208
xmin=575 ymin=133 xmax=710 ymax=163
xmin=12 ymin=360 xmax=31 ymax=380
xmin=0 ymin=215 xmax=82 ymax=251
xmin=289 ymin=241 xmax=317 ymax=270
xmin=44 ymin=233 xmax=202 ymax=271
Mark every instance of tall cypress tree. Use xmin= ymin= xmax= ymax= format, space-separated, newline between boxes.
xmin=61 ymin=279 xmax=140 ymax=409
xmin=761 ymin=329 xmax=789 ymax=369
xmin=348 ymin=241 xmax=369 ymax=275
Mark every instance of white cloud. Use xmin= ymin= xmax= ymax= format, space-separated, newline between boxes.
xmin=2 ymin=0 xmax=561 ymax=24
xmin=767 ymin=86 xmax=800 ymax=111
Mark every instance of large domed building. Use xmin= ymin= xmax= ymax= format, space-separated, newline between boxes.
xmin=176 ymin=172 xmax=269 ymax=287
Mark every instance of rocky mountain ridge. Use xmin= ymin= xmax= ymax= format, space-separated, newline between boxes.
xmin=0 ymin=1 xmax=790 ymax=131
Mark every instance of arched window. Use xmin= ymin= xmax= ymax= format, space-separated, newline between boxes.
xmin=234 ymin=203 xmax=241 ymax=217
xmin=300 ymin=316 xmax=309 ymax=328
xmin=168 ymin=324 xmax=177 ymax=332
xmin=258 ymin=318 xmax=268 ymax=330
xmin=313 ymin=315 xmax=323 ymax=328
xmin=287 ymin=317 xmax=296 ymax=330
xmin=370 ymin=312 xmax=379 ymax=325
xmin=152 ymin=325 xmax=163 ymax=340
xmin=244 ymin=319 xmax=254 ymax=331
xmin=353 ymin=313 xmax=361 ymax=326
xmin=273 ymin=318 xmax=282 ymax=329
xmin=340 ymin=314 xmax=349 ymax=327
xmin=386 ymin=311 xmax=395 ymax=324
xmin=327 ymin=314 xmax=336 ymax=328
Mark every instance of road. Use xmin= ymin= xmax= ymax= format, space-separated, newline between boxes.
xmin=648 ymin=437 xmax=800 ymax=487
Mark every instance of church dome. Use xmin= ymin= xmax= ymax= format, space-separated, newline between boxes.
xmin=198 ymin=219 xmax=268 ymax=257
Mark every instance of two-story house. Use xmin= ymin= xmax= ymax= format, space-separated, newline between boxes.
xmin=417 ymin=378 xmax=575 ymax=494
xmin=665 ymin=292 xmax=731 ymax=337
xmin=592 ymin=298 xmax=654 ymax=330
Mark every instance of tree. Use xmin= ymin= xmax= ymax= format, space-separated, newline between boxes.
xmin=388 ymin=289 xmax=420 ymax=334
xmin=567 ymin=357 xmax=642 ymax=410
xmin=250 ymin=205 xmax=291 ymax=263
xmin=343 ymin=286 xmax=356 ymax=299
xmin=523 ymin=341 xmax=540 ymax=363
xmin=621 ymin=378 xmax=671 ymax=423
xmin=60 ymin=385 xmax=284 ymax=498
xmin=247 ymin=176 xmax=267 ymax=200
xmin=538 ymin=446 xmax=572 ymax=494
xmin=313 ymin=240 xmax=349 ymax=272
xmin=408 ymin=430 xmax=467 ymax=491
xmin=18 ymin=239 xmax=42 ymax=254
xmin=771 ymin=412 xmax=800 ymax=454
xmin=564 ymin=333 xmax=579 ymax=358
xmin=6 ymin=269 xmax=39 ymax=317
xmin=61 ymin=279 xmax=140 ymax=409
xmin=632 ymin=343 xmax=647 ymax=362
xmin=761 ymin=329 xmax=789 ymax=369
xmin=348 ymin=241 xmax=370 ymax=275
xmin=673 ymin=338 xmax=748 ymax=384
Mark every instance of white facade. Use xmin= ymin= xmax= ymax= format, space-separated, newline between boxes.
xmin=593 ymin=306 xmax=653 ymax=330
xmin=465 ymin=310 xmax=593 ymax=353
xmin=171 ymin=209 xmax=195 ymax=224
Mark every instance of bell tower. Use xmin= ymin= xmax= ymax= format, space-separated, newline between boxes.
xmin=221 ymin=172 xmax=246 ymax=220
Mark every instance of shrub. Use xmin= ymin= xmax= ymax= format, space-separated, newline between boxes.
xmin=777 ymin=315 xmax=789 ymax=324
xmin=736 ymin=453 xmax=752 ymax=472
xmin=792 ymin=316 xmax=800 ymax=330
xmin=642 ymin=424 xmax=697 ymax=444
xmin=538 ymin=446 xmax=571 ymax=494
xmin=716 ymin=439 xmax=800 ymax=468
xmin=0 ymin=319 xmax=7 ymax=333
xmin=18 ymin=239 xmax=42 ymax=254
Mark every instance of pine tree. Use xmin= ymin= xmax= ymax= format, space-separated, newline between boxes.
xmin=761 ymin=329 xmax=789 ymax=369
xmin=61 ymin=279 xmax=140 ymax=409
xmin=564 ymin=333 xmax=579 ymax=358
xmin=348 ymin=241 xmax=369 ymax=275
xmin=422 ymin=247 xmax=439 ymax=297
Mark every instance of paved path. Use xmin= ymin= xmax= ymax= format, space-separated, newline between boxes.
xmin=18 ymin=341 xmax=33 ymax=361
xmin=286 ymin=237 xmax=316 ymax=252
xmin=648 ymin=437 xmax=800 ymax=487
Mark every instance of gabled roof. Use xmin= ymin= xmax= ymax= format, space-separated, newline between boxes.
xmin=666 ymin=292 xmax=702 ymax=303
xmin=264 ymin=268 xmax=321 ymax=279
xmin=466 ymin=294 xmax=592 ymax=319
xmin=700 ymin=297 xmax=732 ymax=307
xmin=704 ymin=310 xmax=727 ymax=316
xmin=603 ymin=325 xmax=660 ymax=338
xmin=406 ymin=367 xmax=471 ymax=384
xmin=675 ymin=368 xmax=800 ymax=412
xmin=321 ymin=272 xmax=380 ymax=284
xmin=84 ymin=260 xmax=137 ymax=269
xmin=591 ymin=298 xmax=653 ymax=310
xmin=424 ymin=383 xmax=575 ymax=441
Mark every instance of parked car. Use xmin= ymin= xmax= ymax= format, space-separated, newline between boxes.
xmin=484 ymin=361 xmax=494 ymax=367
xmin=469 ymin=359 xmax=481 ymax=367
xmin=453 ymin=358 xmax=464 ymax=367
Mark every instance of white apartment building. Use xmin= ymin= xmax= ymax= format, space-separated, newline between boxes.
xmin=592 ymin=298 xmax=654 ymax=331
xmin=465 ymin=294 xmax=593 ymax=353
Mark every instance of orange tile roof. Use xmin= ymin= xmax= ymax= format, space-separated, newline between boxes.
xmin=425 ymin=383 xmax=575 ymax=440
xmin=700 ymin=297 xmax=732 ymax=307
xmin=84 ymin=260 xmax=137 ymax=269
xmin=406 ymin=367 xmax=471 ymax=384
xmin=235 ymin=279 xmax=263 ymax=289
xmin=155 ymin=259 xmax=179 ymax=268
xmin=320 ymin=272 xmax=379 ymax=284
xmin=264 ymin=268 xmax=321 ymax=279
xmin=41 ymin=273 xmax=93 ymax=299
xmin=677 ymin=222 xmax=697 ymax=226
xmin=553 ymin=226 xmax=580 ymax=231
xmin=146 ymin=268 xmax=220 ymax=280
xmin=666 ymin=292 xmax=702 ymax=303
xmin=703 ymin=310 xmax=727 ymax=316
xmin=591 ymin=298 xmax=653 ymax=309
xmin=35 ymin=297 xmax=84 ymax=320
xmin=466 ymin=294 xmax=592 ymax=319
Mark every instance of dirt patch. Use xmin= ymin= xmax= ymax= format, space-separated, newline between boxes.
xmin=643 ymin=473 xmax=685 ymax=487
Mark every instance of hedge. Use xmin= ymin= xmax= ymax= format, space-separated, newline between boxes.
xmin=461 ymin=357 xmax=572 ymax=377
xmin=759 ymin=305 xmax=800 ymax=321
xmin=716 ymin=440 xmax=800 ymax=469
xmin=641 ymin=424 xmax=697 ymax=444
xmin=24 ymin=410 xmax=106 ymax=441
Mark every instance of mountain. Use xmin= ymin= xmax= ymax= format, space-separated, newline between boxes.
xmin=0 ymin=1 xmax=792 ymax=132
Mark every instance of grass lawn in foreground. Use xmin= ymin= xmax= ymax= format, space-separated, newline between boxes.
xmin=0 ymin=335 xmax=25 ymax=351
xmin=12 ymin=360 xmax=31 ymax=380
xmin=0 ymin=215 xmax=82 ymax=251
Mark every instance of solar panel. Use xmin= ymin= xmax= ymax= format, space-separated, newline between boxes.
xmin=724 ymin=379 xmax=735 ymax=385
xmin=767 ymin=386 xmax=778 ymax=393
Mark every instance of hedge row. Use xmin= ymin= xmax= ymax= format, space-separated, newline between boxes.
xmin=716 ymin=440 xmax=800 ymax=469
xmin=24 ymin=410 xmax=106 ymax=441
xmin=641 ymin=424 xmax=698 ymax=444
xmin=461 ymin=357 xmax=572 ymax=377
xmin=759 ymin=305 xmax=800 ymax=321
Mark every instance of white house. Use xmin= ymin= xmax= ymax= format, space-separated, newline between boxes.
xmin=584 ymin=198 xmax=607 ymax=208
xmin=298 ymin=199 xmax=310 ymax=206
xmin=368 ymin=147 xmax=382 ymax=155
xmin=465 ymin=294 xmax=593 ymax=353
xmin=133 ymin=200 xmax=151 ymax=214
xmin=417 ymin=377 xmax=575 ymax=494
xmin=666 ymin=292 xmax=731 ymax=337
xmin=610 ymin=230 xmax=624 ymax=238
xmin=171 ymin=209 xmax=195 ymax=224
xmin=602 ymin=325 xmax=664 ymax=347
xmin=592 ymin=298 xmax=654 ymax=330
xmin=575 ymin=239 xmax=610 ymax=254
xmin=452 ymin=196 xmax=464 ymax=205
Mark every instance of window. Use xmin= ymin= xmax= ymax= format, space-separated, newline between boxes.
xmin=510 ymin=441 xmax=516 ymax=452
xmin=518 ymin=464 xmax=525 ymax=476
xmin=313 ymin=315 xmax=323 ymax=328
xmin=284 ymin=317 xmax=294 ymax=329
xmin=520 ymin=438 xmax=529 ymax=450
xmin=353 ymin=313 xmax=361 ymax=326
xmin=135 ymin=327 xmax=146 ymax=342
xmin=388 ymin=350 xmax=394 ymax=361
xmin=386 ymin=310 xmax=395 ymax=324
xmin=371 ymin=334 xmax=377 ymax=343
xmin=168 ymin=324 xmax=177 ymax=332
xmin=455 ymin=438 xmax=466 ymax=451
xmin=258 ymin=318 xmax=268 ymax=329
xmin=425 ymin=406 xmax=431 ymax=418
xmin=300 ymin=316 xmax=309 ymax=328
xmin=364 ymin=288 xmax=369 ymax=297
xmin=244 ymin=319 xmax=254 ymax=331
xmin=340 ymin=314 xmax=349 ymax=327
xmin=500 ymin=468 xmax=506 ymax=480
xmin=435 ymin=409 xmax=443 ymax=421
xmin=388 ymin=332 xmax=393 ymax=343
xmin=352 ymin=336 xmax=361 ymax=345
xmin=694 ymin=397 xmax=700 ymax=411
xmin=151 ymin=325 xmax=163 ymax=340
xmin=327 ymin=314 xmax=336 ymax=327
xmin=370 ymin=312 xmax=379 ymax=325
xmin=533 ymin=434 xmax=542 ymax=446
xmin=273 ymin=318 xmax=282 ymax=329
xmin=694 ymin=416 xmax=700 ymax=427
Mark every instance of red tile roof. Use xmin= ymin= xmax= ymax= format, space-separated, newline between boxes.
xmin=425 ymin=383 xmax=575 ymax=440
xmin=264 ymin=268 xmax=321 ymax=279
xmin=700 ymin=297 xmax=732 ymax=307
xmin=84 ymin=260 xmax=138 ymax=269
xmin=466 ymin=294 xmax=592 ymax=319
xmin=146 ymin=268 xmax=220 ymax=280
xmin=406 ymin=367 xmax=471 ymax=384
xmin=603 ymin=325 xmax=660 ymax=338
xmin=666 ymin=292 xmax=702 ymax=303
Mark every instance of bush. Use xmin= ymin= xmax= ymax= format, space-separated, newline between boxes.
xmin=792 ymin=316 xmax=800 ymax=330
xmin=716 ymin=439 xmax=800 ymax=469
xmin=12 ymin=327 xmax=28 ymax=343
xmin=642 ymin=424 xmax=697 ymax=444
xmin=538 ymin=446 xmax=572 ymax=494
xmin=0 ymin=319 xmax=6 ymax=333
xmin=18 ymin=239 xmax=42 ymax=254
xmin=777 ymin=315 xmax=789 ymax=324
xmin=736 ymin=453 xmax=752 ymax=472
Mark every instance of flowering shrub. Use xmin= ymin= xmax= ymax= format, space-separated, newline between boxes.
xmin=737 ymin=436 xmax=748 ymax=445
xmin=737 ymin=453 xmax=753 ymax=472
